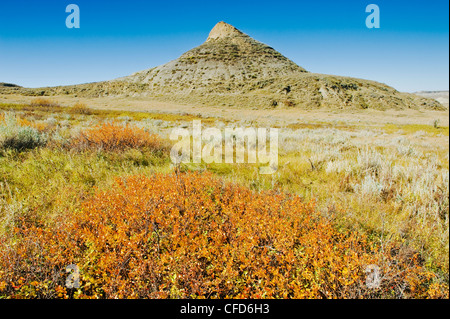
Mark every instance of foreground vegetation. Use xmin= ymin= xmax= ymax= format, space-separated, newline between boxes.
xmin=0 ymin=99 xmax=448 ymax=298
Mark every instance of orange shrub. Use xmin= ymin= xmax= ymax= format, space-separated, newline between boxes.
xmin=69 ymin=122 xmax=166 ymax=153
xmin=0 ymin=115 xmax=50 ymax=132
xmin=0 ymin=172 xmax=448 ymax=299
xmin=16 ymin=118 xmax=49 ymax=132
xmin=0 ymin=115 xmax=40 ymax=131
xmin=69 ymin=102 xmax=93 ymax=115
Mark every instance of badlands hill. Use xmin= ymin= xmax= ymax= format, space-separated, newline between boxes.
xmin=414 ymin=91 xmax=449 ymax=108
xmin=0 ymin=22 xmax=443 ymax=110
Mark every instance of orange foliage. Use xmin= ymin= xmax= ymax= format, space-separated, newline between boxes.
xmin=0 ymin=172 xmax=447 ymax=299
xmin=0 ymin=114 xmax=49 ymax=132
xmin=69 ymin=122 xmax=166 ymax=152
xmin=17 ymin=118 xmax=49 ymax=132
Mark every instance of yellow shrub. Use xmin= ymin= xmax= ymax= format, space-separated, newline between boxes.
xmin=30 ymin=98 xmax=59 ymax=108
xmin=69 ymin=103 xmax=93 ymax=115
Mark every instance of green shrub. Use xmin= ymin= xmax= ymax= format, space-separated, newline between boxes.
xmin=0 ymin=113 xmax=47 ymax=151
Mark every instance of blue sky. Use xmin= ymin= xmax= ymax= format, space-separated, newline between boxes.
xmin=0 ymin=0 xmax=448 ymax=92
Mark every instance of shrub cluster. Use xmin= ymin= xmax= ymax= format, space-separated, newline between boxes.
xmin=69 ymin=103 xmax=93 ymax=115
xmin=69 ymin=122 xmax=167 ymax=153
xmin=30 ymin=98 xmax=60 ymax=108
xmin=0 ymin=113 xmax=47 ymax=151
xmin=0 ymin=172 xmax=447 ymax=299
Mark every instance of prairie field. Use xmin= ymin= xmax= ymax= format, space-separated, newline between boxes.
xmin=0 ymin=97 xmax=448 ymax=298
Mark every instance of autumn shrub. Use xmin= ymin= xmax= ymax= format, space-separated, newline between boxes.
xmin=16 ymin=118 xmax=50 ymax=132
xmin=0 ymin=172 xmax=447 ymax=299
xmin=69 ymin=103 xmax=93 ymax=115
xmin=24 ymin=98 xmax=65 ymax=114
xmin=69 ymin=122 xmax=168 ymax=153
xmin=30 ymin=98 xmax=60 ymax=108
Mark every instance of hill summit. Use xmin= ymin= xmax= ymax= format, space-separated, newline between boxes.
xmin=207 ymin=21 xmax=244 ymax=41
xmin=119 ymin=21 xmax=307 ymax=90
xmin=1 ymin=21 xmax=443 ymax=110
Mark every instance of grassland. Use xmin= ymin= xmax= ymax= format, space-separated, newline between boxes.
xmin=0 ymin=98 xmax=448 ymax=298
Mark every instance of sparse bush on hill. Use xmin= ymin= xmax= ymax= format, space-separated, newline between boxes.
xmin=0 ymin=172 xmax=447 ymax=299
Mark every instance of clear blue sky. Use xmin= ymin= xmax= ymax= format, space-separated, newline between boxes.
xmin=0 ymin=0 xmax=448 ymax=92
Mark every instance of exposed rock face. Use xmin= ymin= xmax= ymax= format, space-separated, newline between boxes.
xmin=118 ymin=21 xmax=307 ymax=93
xmin=206 ymin=21 xmax=244 ymax=41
